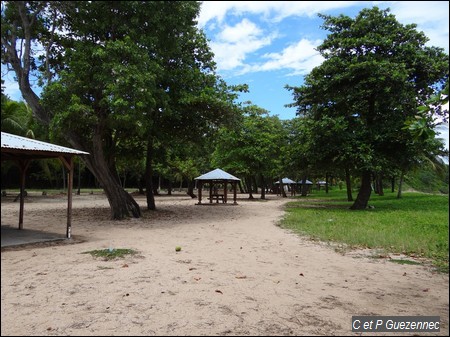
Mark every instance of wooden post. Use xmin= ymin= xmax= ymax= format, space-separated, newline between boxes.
xmin=66 ymin=156 xmax=74 ymax=238
xmin=209 ymin=182 xmax=213 ymax=204
xmin=224 ymin=181 xmax=228 ymax=203
xmin=18 ymin=160 xmax=29 ymax=230
xmin=197 ymin=181 xmax=202 ymax=204
xmin=59 ymin=155 xmax=74 ymax=239
xmin=233 ymin=182 xmax=238 ymax=205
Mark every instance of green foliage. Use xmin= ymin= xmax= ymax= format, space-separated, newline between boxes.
xmin=82 ymin=248 xmax=137 ymax=261
xmin=281 ymin=190 xmax=449 ymax=271
xmin=212 ymin=105 xmax=285 ymax=178
xmin=286 ymin=6 xmax=449 ymax=208
xmin=404 ymin=162 xmax=449 ymax=194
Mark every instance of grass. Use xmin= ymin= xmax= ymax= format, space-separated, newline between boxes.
xmin=82 ymin=248 xmax=137 ymax=261
xmin=281 ymin=189 xmax=449 ymax=272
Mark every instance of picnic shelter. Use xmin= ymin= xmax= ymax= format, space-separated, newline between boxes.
xmin=194 ymin=168 xmax=240 ymax=205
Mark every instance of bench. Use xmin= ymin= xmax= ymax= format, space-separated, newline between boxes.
xmin=210 ymin=190 xmax=225 ymax=203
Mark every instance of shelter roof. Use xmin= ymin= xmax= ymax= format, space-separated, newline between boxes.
xmin=297 ymin=179 xmax=313 ymax=184
xmin=195 ymin=168 xmax=240 ymax=181
xmin=1 ymin=132 xmax=89 ymax=161
xmin=275 ymin=178 xmax=296 ymax=184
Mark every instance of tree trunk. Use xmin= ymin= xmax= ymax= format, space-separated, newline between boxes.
xmin=77 ymin=131 xmax=141 ymax=219
xmin=300 ymin=175 xmax=308 ymax=196
xmin=350 ymin=171 xmax=372 ymax=210
xmin=187 ymin=179 xmax=196 ymax=198
xmin=397 ymin=172 xmax=404 ymax=199
xmin=377 ymin=174 xmax=384 ymax=196
xmin=345 ymin=167 xmax=353 ymax=202
xmin=260 ymin=173 xmax=266 ymax=200
xmin=279 ymin=176 xmax=287 ymax=198
xmin=247 ymin=176 xmax=254 ymax=199
xmin=145 ymin=138 xmax=156 ymax=210
xmin=238 ymin=181 xmax=244 ymax=193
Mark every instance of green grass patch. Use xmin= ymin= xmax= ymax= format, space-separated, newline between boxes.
xmin=389 ymin=259 xmax=422 ymax=265
xmin=281 ymin=190 xmax=449 ymax=272
xmin=82 ymin=248 xmax=137 ymax=260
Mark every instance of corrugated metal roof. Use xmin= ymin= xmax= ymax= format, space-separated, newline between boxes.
xmin=275 ymin=178 xmax=296 ymax=184
xmin=195 ymin=168 xmax=240 ymax=181
xmin=1 ymin=132 xmax=89 ymax=155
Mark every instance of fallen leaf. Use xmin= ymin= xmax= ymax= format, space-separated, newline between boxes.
xmin=189 ymin=267 xmax=197 ymax=271
xmin=423 ymin=288 xmax=429 ymax=292
xmin=403 ymin=272 xmax=407 ymax=276
xmin=122 ymin=264 xmax=128 ymax=268
xmin=215 ymin=290 xmax=223 ymax=294
xmin=299 ymin=273 xmax=304 ymax=277
xmin=194 ymin=277 xmax=201 ymax=281
xmin=235 ymin=275 xmax=247 ymax=279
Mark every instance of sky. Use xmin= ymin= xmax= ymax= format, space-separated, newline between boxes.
xmin=196 ymin=0 xmax=449 ymax=150
xmin=2 ymin=1 xmax=449 ymax=149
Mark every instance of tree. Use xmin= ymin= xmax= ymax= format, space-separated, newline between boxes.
xmin=1 ymin=1 xmax=242 ymax=218
xmin=212 ymin=105 xmax=285 ymax=199
xmin=287 ymin=7 xmax=448 ymax=209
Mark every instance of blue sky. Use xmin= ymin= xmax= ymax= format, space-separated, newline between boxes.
xmin=197 ymin=0 xmax=449 ymax=150
xmin=2 ymin=1 xmax=449 ymax=149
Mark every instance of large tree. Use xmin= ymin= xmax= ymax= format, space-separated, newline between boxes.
xmin=287 ymin=7 xmax=448 ymax=209
xmin=1 ymin=1 xmax=240 ymax=218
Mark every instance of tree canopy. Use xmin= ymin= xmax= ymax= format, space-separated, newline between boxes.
xmin=286 ymin=7 xmax=448 ymax=209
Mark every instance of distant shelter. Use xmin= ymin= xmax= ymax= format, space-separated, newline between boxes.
xmin=194 ymin=168 xmax=240 ymax=205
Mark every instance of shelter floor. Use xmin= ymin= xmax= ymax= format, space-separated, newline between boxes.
xmin=1 ymin=225 xmax=67 ymax=248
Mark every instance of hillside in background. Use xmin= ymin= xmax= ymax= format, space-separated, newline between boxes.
xmin=404 ymin=163 xmax=449 ymax=194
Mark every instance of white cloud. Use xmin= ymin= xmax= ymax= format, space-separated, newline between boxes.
xmin=199 ymin=1 xmax=449 ymax=77
xmin=256 ymin=39 xmax=324 ymax=76
xmin=388 ymin=1 xmax=449 ymax=52
xmin=209 ymin=19 xmax=276 ymax=71
xmin=198 ymin=1 xmax=372 ymax=27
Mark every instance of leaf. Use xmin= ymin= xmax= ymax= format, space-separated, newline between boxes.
xmin=215 ymin=290 xmax=223 ymax=294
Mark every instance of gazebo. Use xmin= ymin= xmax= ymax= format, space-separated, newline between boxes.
xmin=194 ymin=168 xmax=240 ymax=205
xmin=275 ymin=177 xmax=296 ymax=195
xmin=1 ymin=132 xmax=89 ymax=238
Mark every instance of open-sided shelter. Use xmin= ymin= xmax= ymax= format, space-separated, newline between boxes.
xmin=194 ymin=168 xmax=240 ymax=205
xmin=1 ymin=132 xmax=89 ymax=238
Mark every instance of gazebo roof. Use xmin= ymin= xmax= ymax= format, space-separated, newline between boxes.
xmin=195 ymin=168 xmax=240 ymax=181
xmin=297 ymin=179 xmax=313 ymax=185
xmin=275 ymin=177 xmax=296 ymax=184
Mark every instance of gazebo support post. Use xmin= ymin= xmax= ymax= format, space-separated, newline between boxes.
xmin=197 ymin=181 xmax=203 ymax=204
xmin=18 ymin=159 xmax=30 ymax=230
xmin=59 ymin=155 xmax=74 ymax=239
xmin=233 ymin=182 xmax=238 ymax=204
xmin=209 ymin=183 xmax=213 ymax=204
xmin=224 ymin=181 xmax=228 ymax=203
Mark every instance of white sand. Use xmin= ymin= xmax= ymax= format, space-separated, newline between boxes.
xmin=1 ymin=192 xmax=448 ymax=336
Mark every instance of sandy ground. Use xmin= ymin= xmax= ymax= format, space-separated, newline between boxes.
xmin=1 ymin=192 xmax=448 ymax=336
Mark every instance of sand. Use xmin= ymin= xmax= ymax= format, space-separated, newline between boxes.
xmin=1 ymin=192 xmax=448 ymax=336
